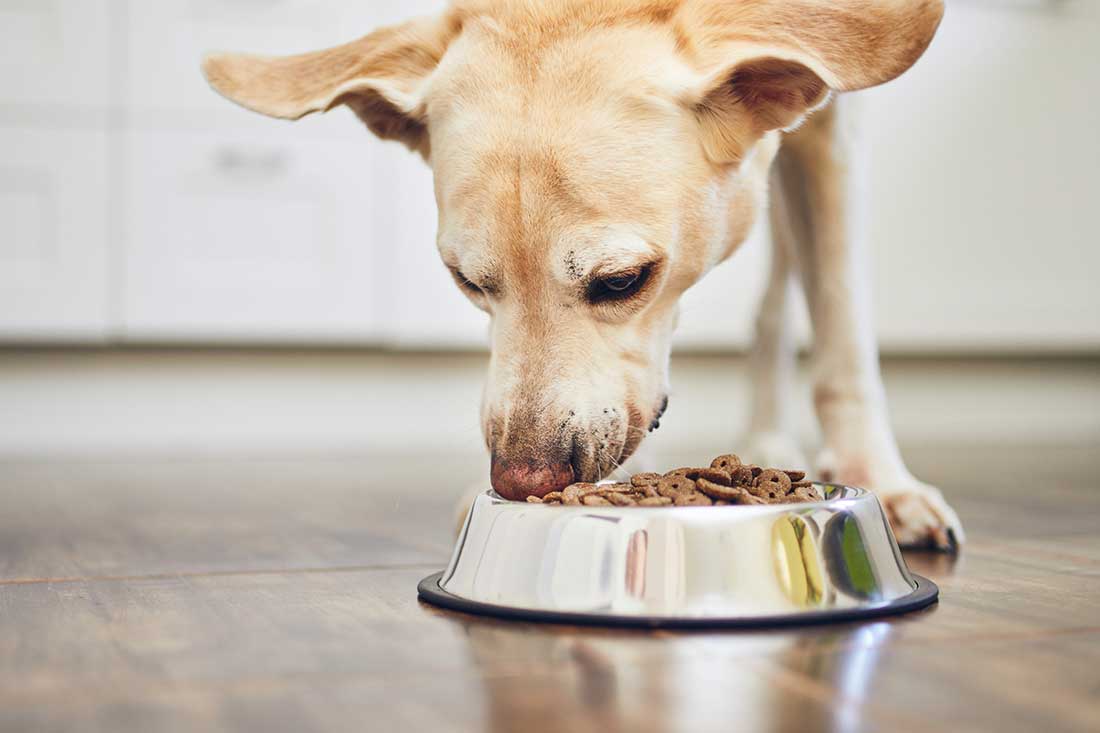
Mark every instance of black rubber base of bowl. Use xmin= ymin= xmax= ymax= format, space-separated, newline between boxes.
xmin=417 ymin=572 xmax=939 ymax=629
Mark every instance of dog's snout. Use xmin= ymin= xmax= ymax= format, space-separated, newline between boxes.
xmin=491 ymin=457 xmax=575 ymax=501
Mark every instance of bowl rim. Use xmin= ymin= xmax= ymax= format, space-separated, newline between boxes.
xmin=482 ymin=482 xmax=870 ymax=512
xmin=418 ymin=571 xmax=938 ymax=629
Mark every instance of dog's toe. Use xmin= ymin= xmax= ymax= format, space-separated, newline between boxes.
xmin=878 ymin=483 xmax=965 ymax=554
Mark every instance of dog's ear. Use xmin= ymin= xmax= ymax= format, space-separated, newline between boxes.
xmin=687 ymin=0 xmax=944 ymax=163
xmin=201 ymin=13 xmax=459 ymax=155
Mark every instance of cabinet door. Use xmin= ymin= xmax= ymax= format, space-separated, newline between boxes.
xmin=0 ymin=0 xmax=112 ymax=111
xmin=0 ymin=129 xmax=111 ymax=340
xmin=126 ymin=0 xmax=447 ymax=123
xmin=122 ymin=129 xmax=384 ymax=341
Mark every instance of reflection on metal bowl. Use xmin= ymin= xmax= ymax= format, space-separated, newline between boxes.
xmin=419 ymin=485 xmax=937 ymax=628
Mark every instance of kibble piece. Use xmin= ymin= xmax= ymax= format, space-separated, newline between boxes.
xmin=696 ymin=478 xmax=745 ymax=501
xmin=745 ymin=483 xmax=772 ymax=500
xmin=582 ymin=494 xmax=612 ymax=506
xmin=696 ymin=468 xmax=732 ymax=486
xmin=675 ymin=492 xmax=714 ymax=507
xmin=730 ymin=489 xmax=767 ymax=506
xmin=631 ymin=472 xmax=662 ymax=488
xmin=791 ymin=481 xmax=813 ymax=489
xmin=563 ymin=483 xmax=601 ymax=504
xmin=731 ymin=466 xmax=756 ymax=486
xmin=526 ymin=495 xmax=544 ymax=504
xmin=710 ymin=454 xmax=743 ymax=472
xmin=664 ymin=467 xmax=710 ymax=480
xmin=755 ymin=469 xmax=793 ymax=497
xmin=603 ymin=492 xmax=637 ymax=506
xmin=657 ymin=475 xmax=696 ymax=499
xmin=601 ymin=482 xmax=636 ymax=494
xmin=638 ymin=496 xmax=674 ymax=507
xmin=542 ymin=491 xmax=564 ymax=503
xmin=787 ymin=485 xmax=823 ymax=503
xmin=783 ymin=470 xmax=807 ymax=482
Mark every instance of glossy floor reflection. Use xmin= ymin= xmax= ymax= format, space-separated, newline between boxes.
xmin=0 ymin=443 xmax=1097 ymax=732
xmin=438 ymin=611 xmax=923 ymax=733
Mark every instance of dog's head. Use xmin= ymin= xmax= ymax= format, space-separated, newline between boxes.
xmin=203 ymin=0 xmax=943 ymax=499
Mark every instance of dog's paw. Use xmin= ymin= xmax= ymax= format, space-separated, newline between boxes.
xmin=876 ymin=480 xmax=965 ymax=553
xmin=742 ymin=431 xmax=810 ymax=472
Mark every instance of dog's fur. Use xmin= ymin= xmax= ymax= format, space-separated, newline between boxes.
xmin=203 ymin=0 xmax=963 ymax=549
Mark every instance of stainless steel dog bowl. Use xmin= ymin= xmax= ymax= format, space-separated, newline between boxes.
xmin=419 ymin=484 xmax=937 ymax=628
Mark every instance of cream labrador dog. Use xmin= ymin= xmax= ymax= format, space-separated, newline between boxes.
xmin=203 ymin=0 xmax=963 ymax=550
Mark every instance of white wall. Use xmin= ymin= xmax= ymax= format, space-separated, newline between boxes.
xmin=0 ymin=0 xmax=1097 ymax=351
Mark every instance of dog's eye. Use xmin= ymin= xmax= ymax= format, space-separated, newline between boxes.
xmin=605 ymin=274 xmax=639 ymax=292
xmin=453 ymin=269 xmax=485 ymax=296
xmin=587 ymin=266 xmax=652 ymax=304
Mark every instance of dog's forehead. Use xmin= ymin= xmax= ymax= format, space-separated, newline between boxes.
xmin=432 ymin=12 xmax=693 ymax=100
xmin=428 ymin=18 xmax=698 ymax=186
xmin=429 ymin=75 xmax=686 ymax=264
xmin=427 ymin=17 xmax=714 ymax=284
xmin=434 ymin=134 xmax=678 ymax=280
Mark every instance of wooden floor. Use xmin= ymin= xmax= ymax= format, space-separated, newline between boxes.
xmin=1 ymin=444 xmax=1098 ymax=733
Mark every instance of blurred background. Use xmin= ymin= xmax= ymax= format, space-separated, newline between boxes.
xmin=1 ymin=0 xmax=1097 ymax=472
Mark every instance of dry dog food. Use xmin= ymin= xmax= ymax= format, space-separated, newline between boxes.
xmin=527 ymin=453 xmax=822 ymax=507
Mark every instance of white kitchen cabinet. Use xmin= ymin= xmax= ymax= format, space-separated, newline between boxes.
xmin=0 ymin=0 xmax=113 ymax=112
xmin=117 ymin=0 xmax=461 ymax=343
xmin=369 ymin=143 xmax=491 ymax=348
xmin=0 ymin=128 xmax=112 ymax=340
xmin=121 ymin=129 xmax=384 ymax=341
xmin=125 ymin=0 xmax=447 ymax=128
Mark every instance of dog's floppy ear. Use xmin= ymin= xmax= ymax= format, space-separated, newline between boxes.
xmin=201 ymin=13 xmax=459 ymax=155
xmin=687 ymin=0 xmax=944 ymax=163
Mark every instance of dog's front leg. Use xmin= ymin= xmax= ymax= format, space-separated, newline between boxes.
xmin=744 ymin=187 xmax=809 ymax=471
xmin=776 ymin=99 xmax=964 ymax=551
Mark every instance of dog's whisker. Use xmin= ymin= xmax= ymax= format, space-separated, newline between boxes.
xmin=593 ymin=444 xmax=632 ymax=482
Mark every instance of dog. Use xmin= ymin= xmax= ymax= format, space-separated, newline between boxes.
xmin=202 ymin=0 xmax=963 ymax=550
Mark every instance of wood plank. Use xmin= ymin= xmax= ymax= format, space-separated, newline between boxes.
xmin=767 ymin=632 xmax=1100 ymax=733
xmin=0 ymin=458 xmax=468 ymax=581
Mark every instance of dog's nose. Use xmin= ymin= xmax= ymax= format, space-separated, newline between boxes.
xmin=490 ymin=458 xmax=575 ymax=501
